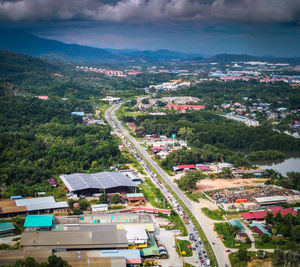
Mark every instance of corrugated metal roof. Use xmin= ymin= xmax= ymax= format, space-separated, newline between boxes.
xmin=26 ymin=201 xmax=68 ymax=211
xmin=126 ymin=193 xmax=144 ymax=198
xmin=20 ymin=226 xmax=128 ymax=249
xmin=15 ymin=197 xmax=68 ymax=212
xmin=0 ymin=222 xmax=15 ymax=232
xmin=255 ymin=196 xmax=287 ymax=203
xmin=15 ymin=196 xmax=55 ymax=206
xmin=24 ymin=215 xmax=54 ymax=227
xmin=99 ymin=249 xmax=141 ymax=260
xmin=60 ymin=172 xmax=137 ymax=192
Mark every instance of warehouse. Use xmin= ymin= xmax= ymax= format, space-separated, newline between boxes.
xmin=0 ymin=249 xmax=127 ymax=267
xmin=254 ymin=196 xmax=287 ymax=206
xmin=0 ymin=197 xmax=68 ymax=218
xmin=20 ymin=225 xmax=128 ymax=250
xmin=60 ymin=172 xmax=137 ymax=196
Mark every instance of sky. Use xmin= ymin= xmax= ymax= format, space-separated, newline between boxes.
xmin=0 ymin=0 xmax=300 ymax=56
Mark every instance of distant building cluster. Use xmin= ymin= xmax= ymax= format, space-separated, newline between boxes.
xmin=165 ymin=104 xmax=205 ymax=113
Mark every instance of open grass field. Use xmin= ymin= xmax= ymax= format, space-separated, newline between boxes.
xmin=202 ymin=207 xmax=226 ymax=220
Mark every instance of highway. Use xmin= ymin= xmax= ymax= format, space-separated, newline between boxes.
xmin=105 ymin=104 xmax=230 ymax=267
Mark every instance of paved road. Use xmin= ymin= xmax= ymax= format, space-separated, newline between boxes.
xmin=106 ymin=104 xmax=230 ymax=267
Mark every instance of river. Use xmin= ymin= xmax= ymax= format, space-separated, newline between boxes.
xmin=256 ymin=154 xmax=300 ymax=176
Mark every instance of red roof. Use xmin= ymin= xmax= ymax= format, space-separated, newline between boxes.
xmin=49 ymin=178 xmax=57 ymax=186
xmin=126 ymin=259 xmax=142 ymax=264
xmin=267 ymin=206 xmax=283 ymax=213
xmin=196 ymin=165 xmax=210 ymax=171
xmin=241 ymin=211 xmax=267 ymax=220
xmin=252 ymin=226 xmax=264 ymax=236
xmin=242 ymin=208 xmax=297 ymax=221
xmin=121 ymin=208 xmax=170 ymax=215
xmin=177 ymin=164 xmax=196 ymax=169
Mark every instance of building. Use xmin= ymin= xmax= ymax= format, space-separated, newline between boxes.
xmin=0 ymin=222 xmax=15 ymax=236
xmin=20 ymin=225 xmax=128 ymax=250
xmin=60 ymin=172 xmax=138 ymax=196
xmin=48 ymin=178 xmax=58 ymax=187
xmin=126 ymin=193 xmax=146 ymax=206
xmin=241 ymin=207 xmax=297 ymax=221
xmin=0 ymin=249 xmax=127 ymax=267
xmin=235 ymin=232 xmax=248 ymax=242
xmin=71 ymin=111 xmax=85 ymax=116
xmin=173 ymin=164 xmax=196 ymax=172
xmin=249 ymin=223 xmax=272 ymax=236
xmin=24 ymin=215 xmax=54 ymax=231
xmin=228 ymin=219 xmax=245 ymax=233
xmin=254 ymin=196 xmax=287 ymax=206
xmin=165 ymin=104 xmax=205 ymax=113
xmin=99 ymin=97 xmax=122 ymax=104
xmin=0 ymin=197 xmax=68 ymax=218
xmin=124 ymin=225 xmax=149 ymax=246
xmin=91 ymin=204 xmax=108 ymax=212
xmin=99 ymin=249 xmax=142 ymax=265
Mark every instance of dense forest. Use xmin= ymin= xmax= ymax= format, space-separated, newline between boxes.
xmin=0 ymin=96 xmax=126 ymax=197
xmin=133 ymin=112 xmax=300 ymax=151
xmin=126 ymin=111 xmax=300 ymax=169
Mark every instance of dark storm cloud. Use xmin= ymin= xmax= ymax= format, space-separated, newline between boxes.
xmin=0 ymin=0 xmax=299 ymax=24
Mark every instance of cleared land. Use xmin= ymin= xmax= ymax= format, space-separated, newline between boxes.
xmin=196 ymin=178 xmax=268 ymax=191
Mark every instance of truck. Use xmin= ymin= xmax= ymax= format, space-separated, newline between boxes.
xmin=206 ymin=259 xmax=210 ymax=266
xmin=189 ymin=233 xmax=194 ymax=241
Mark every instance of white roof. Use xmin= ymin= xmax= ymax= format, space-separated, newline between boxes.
xmin=255 ymin=196 xmax=287 ymax=203
xmin=124 ymin=225 xmax=148 ymax=244
xmin=15 ymin=197 xmax=68 ymax=211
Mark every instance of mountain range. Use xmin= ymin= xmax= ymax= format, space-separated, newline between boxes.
xmin=1 ymin=28 xmax=300 ymax=64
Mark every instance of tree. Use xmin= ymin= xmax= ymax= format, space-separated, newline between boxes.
xmin=79 ymin=200 xmax=90 ymax=211
xmin=261 ymin=233 xmax=271 ymax=243
xmin=272 ymin=250 xmax=285 ymax=265
xmin=237 ymin=248 xmax=248 ymax=261
xmin=72 ymin=208 xmax=82 ymax=215
xmin=265 ymin=212 xmax=274 ymax=225
xmin=99 ymin=192 xmax=107 ymax=204
xmin=111 ymin=194 xmax=121 ymax=204
xmin=135 ymin=126 xmax=145 ymax=137
xmin=291 ymin=225 xmax=300 ymax=242
xmin=48 ymin=255 xmax=71 ymax=267
xmin=141 ymin=98 xmax=149 ymax=104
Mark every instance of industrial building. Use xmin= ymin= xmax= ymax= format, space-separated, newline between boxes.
xmin=0 ymin=249 xmax=127 ymax=267
xmin=20 ymin=225 xmax=128 ymax=250
xmin=60 ymin=172 xmax=137 ymax=196
xmin=0 ymin=197 xmax=68 ymax=218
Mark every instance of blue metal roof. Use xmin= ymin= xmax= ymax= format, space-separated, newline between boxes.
xmin=228 ymin=219 xmax=245 ymax=233
xmin=71 ymin=111 xmax=84 ymax=116
xmin=24 ymin=215 xmax=54 ymax=227
xmin=99 ymin=249 xmax=141 ymax=259
xmin=0 ymin=222 xmax=15 ymax=232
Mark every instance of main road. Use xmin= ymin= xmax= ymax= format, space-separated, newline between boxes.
xmin=106 ymin=104 xmax=230 ymax=267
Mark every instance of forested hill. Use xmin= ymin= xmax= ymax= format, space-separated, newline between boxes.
xmin=0 ymin=29 xmax=121 ymax=62
xmin=0 ymin=49 xmax=63 ymax=96
xmin=0 ymin=49 xmax=108 ymax=99
xmin=0 ymin=96 xmax=125 ymax=197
